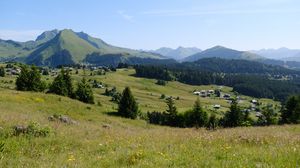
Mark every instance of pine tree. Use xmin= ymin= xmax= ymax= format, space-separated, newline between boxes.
xmin=223 ymin=99 xmax=243 ymax=127
xmin=75 ymin=78 xmax=94 ymax=104
xmin=16 ymin=65 xmax=45 ymax=92
xmin=165 ymin=97 xmax=178 ymax=126
xmin=0 ymin=67 xmax=5 ymax=77
xmin=259 ymin=105 xmax=277 ymax=126
xmin=49 ymin=68 xmax=74 ymax=97
xmin=192 ymin=98 xmax=208 ymax=127
xmin=207 ymin=113 xmax=218 ymax=130
xmin=118 ymin=87 xmax=139 ymax=119
xmin=281 ymin=96 xmax=300 ymax=124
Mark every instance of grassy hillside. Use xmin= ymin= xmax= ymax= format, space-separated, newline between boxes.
xmin=87 ymin=69 xmax=280 ymax=113
xmin=0 ymin=87 xmax=299 ymax=167
xmin=0 ymin=40 xmax=31 ymax=59
xmin=0 ymin=67 xmax=280 ymax=114
xmin=26 ymin=29 xmax=99 ymax=65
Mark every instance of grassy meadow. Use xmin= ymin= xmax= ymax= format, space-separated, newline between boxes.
xmin=0 ymin=67 xmax=299 ymax=167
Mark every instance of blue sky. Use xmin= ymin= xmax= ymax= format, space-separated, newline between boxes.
xmin=1 ymin=0 xmax=300 ymax=50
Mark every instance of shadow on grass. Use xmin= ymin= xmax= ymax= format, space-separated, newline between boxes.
xmin=104 ymin=111 xmax=121 ymax=117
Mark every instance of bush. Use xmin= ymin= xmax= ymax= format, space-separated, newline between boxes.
xmin=147 ymin=111 xmax=167 ymax=125
xmin=257 ymin=105 xmax=278 ymax=126
xmin=42 ymin=69 xmax=49 ymax=75
xmin=156 ymin=80 xmax=167 ymax=86
xmin=13 ymin=122 xmax=51 ymax=137
xmin=0 ymin=67 xmax=5 ymax=77
xmin=26 ymin=122 xmax=51 ymax=137
xmin=206 ymin=114 xmax=218 ymax=130
xmin=105 ymin=87 xmax=122 ymax=103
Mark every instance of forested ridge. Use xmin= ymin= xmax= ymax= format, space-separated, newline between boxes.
xmin=134 ymin=58 xmax=300 ymax=101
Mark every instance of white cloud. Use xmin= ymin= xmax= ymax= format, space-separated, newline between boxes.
xmin=118 ymin=10 xmax=134 ymax=22
xmin=0 ymin=30 xmax=44 ymax=42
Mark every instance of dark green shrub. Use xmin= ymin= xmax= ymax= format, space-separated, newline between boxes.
xmin=156 ymin=80 xmax=167 ymax=86
xmin=0 ymin=67 xmax=5 ymax=77
xmin=48 ymin=68 xmax=74 ymax=97
xmin=16 ymin=65 xmax=46 ymax=92
xmin=13 ymin=122 xmax=51 ymax=137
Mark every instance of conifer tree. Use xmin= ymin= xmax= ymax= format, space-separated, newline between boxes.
xmin=207 ymin=113 xmax=218 ymax=130
xmin=165 ymin=97 xmax=178 ymax=126
xmin=16 ymin=65 xmax=45 ymax=92
xmin=281 ymin=96 xmax=300 ymax=124
xmin=223 ymin=99 xmax=243 ymax=127
xmin=118 ymin=87 xmax=139 ymax=119
xmin=49 ymin=68 xmax=73 ymax=97
xmin=75 ymin=78 xmax=94 ymax=104
xmin=192 ymin=98 xmax=208 ymax=127
xmin=258 ymin=105 xmax=277 ymax=126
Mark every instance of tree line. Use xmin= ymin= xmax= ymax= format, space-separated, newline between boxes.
xmin=115 ymin=87 xmax=300 ymax=128
xmin=15 ymin=65 xmax=94 ymax=104
xmin=134 ymin=65 xmax=300 ymax=101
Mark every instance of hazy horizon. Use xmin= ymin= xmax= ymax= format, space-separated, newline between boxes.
xmin=1 ymin=0 xmax=300 ymax=51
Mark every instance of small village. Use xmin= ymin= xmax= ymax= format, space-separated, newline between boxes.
xmin=192 ymin=88 xmax=265 ymax=117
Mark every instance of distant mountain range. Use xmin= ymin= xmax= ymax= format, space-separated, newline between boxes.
xmin=251 ymin=48 xmax=300 ymax=61
xmin=183 ymin=46 xmax=264 ymax=62
xmin=2 ymin=29 xmax=300 ymax=68
xmin=0 ymin=29 xmax=171 ymax=66
xmin=150 ymin=47 xmax=202 ymax=60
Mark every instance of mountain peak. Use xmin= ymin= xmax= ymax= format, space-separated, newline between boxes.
xmin=24 ymin=28 xmax=166 ymax=66
xmin=183 ymin=46 xmax=263 ymax=62
xmin=36 ymin=29 xmax=59 ymax=42
xmin=210 ymin=45 xmax=227 ymax=50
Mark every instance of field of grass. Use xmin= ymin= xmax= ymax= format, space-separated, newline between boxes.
xmin=0 ymin=88 xmax=299 ymax=167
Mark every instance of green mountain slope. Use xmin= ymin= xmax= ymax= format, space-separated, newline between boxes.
xmin=0 ymin=40 xmax=28 ymax=60
xmin=76 ymin=32 xmax=164 ymax=59
xmin=25 ymin=29 xmax=166 ymax=66
xmin=26 ymin=29 xmax=98 ymax=66
xmin=183 ymin=46 xmax=264 ymax=62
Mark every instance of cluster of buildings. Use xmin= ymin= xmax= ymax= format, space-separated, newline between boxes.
xmin=193 ymin=90 xmax=215 ymax=97
xmin=192 ymin=88 xmax=261 ymax=111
